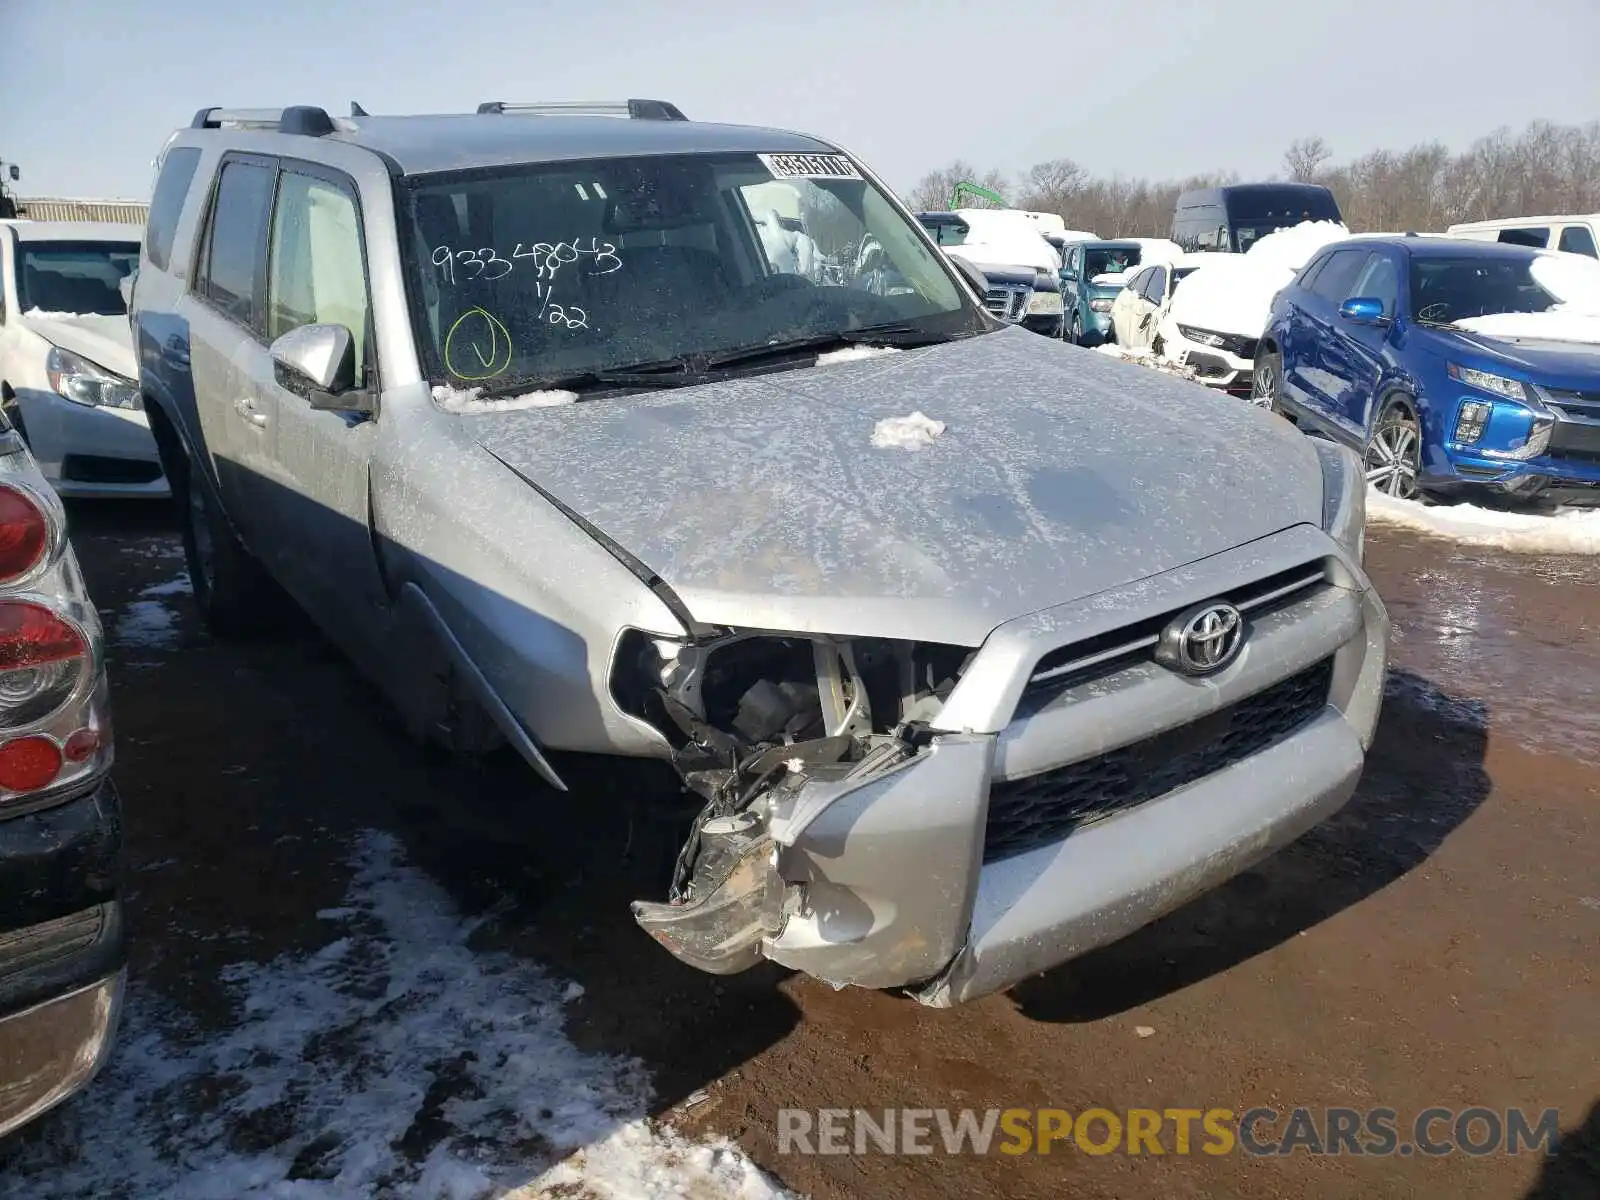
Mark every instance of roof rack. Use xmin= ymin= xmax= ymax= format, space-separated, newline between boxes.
xmin=189 ymin=106 xmax=338 ymax=137
xmin=475 ymin=99 xmax=688 ymax=121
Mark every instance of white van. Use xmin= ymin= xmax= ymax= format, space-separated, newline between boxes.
xmin=1446 ymin=214 xmax=1599 ymax=258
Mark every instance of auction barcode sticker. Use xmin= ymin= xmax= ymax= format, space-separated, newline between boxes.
xmin=758 ymin=153 xmax=863 ymax=181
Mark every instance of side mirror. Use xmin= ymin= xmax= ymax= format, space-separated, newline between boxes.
xmin=949 ymin=254 xmax=990 ymax=298
xmin=270 ymin=324 xmax=375 ymax=414
xmin=6 ymin=166 xmax=17 ymax=182
xmin=1339 ymin=297 xmax=1388 ymax=325
xmin=1061 ymin=267 xmax=1078 ymax=282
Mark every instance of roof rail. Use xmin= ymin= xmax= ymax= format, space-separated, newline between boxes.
xmin=476 ymin=99 xmax=688 ymax=121
xmin=189 ymin=106 xmax=337 ymax=136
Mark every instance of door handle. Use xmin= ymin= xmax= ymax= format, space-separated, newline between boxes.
xmin=233 ymin=396 xmax=268 ymax=428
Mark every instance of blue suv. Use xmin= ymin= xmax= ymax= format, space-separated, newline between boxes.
xmin=1255 ymin=237 xmax=1600 ymax=506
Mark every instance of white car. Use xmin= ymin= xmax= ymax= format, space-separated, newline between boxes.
xmin=0 ymin=222 xmax=166 ymax=498
xmin=1109 ymin=257 xmax=1204 ymax=351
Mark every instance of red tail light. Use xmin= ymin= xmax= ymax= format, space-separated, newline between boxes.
xmin=0 ymin=601 xmax=88 ymax=729
xmin=0 ymin=735 xmax=63 ymax=791
xmin=0 ymin=485 xmax=50 ymax=585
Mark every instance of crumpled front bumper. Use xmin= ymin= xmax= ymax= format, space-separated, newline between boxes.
xmin=756 ymin=527 xmax=1389 ymax=1006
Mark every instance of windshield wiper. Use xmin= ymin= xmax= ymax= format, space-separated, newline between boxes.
xmin=479 ymin=358 xmax=719 ymax=398
xmin=702 ymin=325 xmax=956 ymax=370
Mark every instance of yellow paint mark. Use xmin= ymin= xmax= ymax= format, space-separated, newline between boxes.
xmin=444 ymin=307 xmax=513 ymax=380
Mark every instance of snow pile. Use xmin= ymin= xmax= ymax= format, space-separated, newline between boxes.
xmin=1166 ymin=220 xmax=1350 ymax=338
xmin=1094 ymin=342 xmax=1200 ymax=381
xmin=1367 ymin=490 xmax=1600 ymax=554
xmin=9 ymin=830 xmax=791 ymax=1199
xmin=1128 ymin=237 xmax=1183 ymax=267
xmin=431 ymin=384 xmax=577 ymax=414
xmin=1455 ymin=252 xmax=1600 ymax=344
xmin=816 ymin=345 xmax=902 ymax=366
xmin=871 ymin=410 xmax=946 ymax=450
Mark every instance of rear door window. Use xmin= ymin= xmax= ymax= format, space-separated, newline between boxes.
xmin=197 ymin=158 xmax=275 ymax=331
xmin=1126 ymin=267 xmax=1152 ymax=296
xmin=1558 ymin=225 xmax=1598 ymax=258
xmin=1308 ymin=249 xmax=1369 ymax=304
xmin=146 ymin=146 xmax=202 ymax=272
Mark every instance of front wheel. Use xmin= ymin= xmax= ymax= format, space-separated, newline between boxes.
xmin=1068 ymin=314 xmax=1083 ymax=345
xmin=1365 ymin=400 xmax=1422 ymax=501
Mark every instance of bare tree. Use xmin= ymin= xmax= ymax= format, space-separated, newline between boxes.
xmin=1283 ymin=137 xmax=1333 ymax=182
xmin=906 ymin=161 xmax=1011 ymax=212
xmin=906 ymin=121 xmax=1599 ymax=238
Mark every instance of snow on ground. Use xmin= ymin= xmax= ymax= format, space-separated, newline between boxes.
xmin=1167 ymin=221 xmax=1350 ymax=338
xmin=815 ymin=345 xmax=901 ymax=366
xmin=1367 ymin=490 xmax=1600 ymax=554
xmin=114 ymin=571 xmax=192 ymax=650
xmin=432 ymin=385 xmax=578 ymax=414
xmin=11 ymin=830 xmax=791 ymax=1200
xmin=871 ymin=411 xmax=945 ymax=450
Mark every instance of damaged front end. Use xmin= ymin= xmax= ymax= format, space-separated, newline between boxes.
xmin=613 ymin=629 xmax=978 ymax=983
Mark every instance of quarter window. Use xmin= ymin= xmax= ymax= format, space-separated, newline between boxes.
xmin=198 ymin=160 xmax=275 ymax=329
xmin=1558 ymin=225 xmax=1598 ymax=258
xmin=1126 ymin=267 xmax=1152 ymax=295
xmin=267 ymin=170 xmax=371 ymax=384
xmin=146 ymin=147 xmax=202 ymax=272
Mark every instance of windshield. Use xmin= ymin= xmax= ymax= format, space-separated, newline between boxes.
xmin=1410 ymin=256 xmax=1558 ymax=324
xmin=15 ymin=240 xmax=140 ymax=316
xmin=400 ymin=152 xmax=984 ymax=392
xmin=1085 ymin=247 xmax=1139 ymax=278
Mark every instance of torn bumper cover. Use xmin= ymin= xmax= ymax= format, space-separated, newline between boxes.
xmin=631 ymin=534 xmax=1389 ymax=1007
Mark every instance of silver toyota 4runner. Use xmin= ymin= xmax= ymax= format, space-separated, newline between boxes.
xmin=131 ymin=99 xmax=1389 ymax=1006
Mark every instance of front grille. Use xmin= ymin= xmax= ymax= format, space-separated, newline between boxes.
xmin=1549 ymin=418 xmax=1600 ymax=461
xmin=1019 ymin=561 xmax=1328 ymax=715
xmin=984 ymin=286 xmax=1029 ymax=322
xmin=984 ymin=657 xmax=1335 ymax=864
xmin=1544 ymin=388 xmax=1600 ymax=420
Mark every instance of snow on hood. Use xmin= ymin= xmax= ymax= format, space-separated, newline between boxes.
xmin=949 ymin=210 xmax=1063 ymax=273
xmin=1452 ymin=252 xmax=1600 ymax=345
xmin=19 ymin=309 xmax=136 ymax=379
xmin=469 ymin=326 xmax=1323 ymax=646
xmin=1167 ymin=220 xmax=1350 ymax=338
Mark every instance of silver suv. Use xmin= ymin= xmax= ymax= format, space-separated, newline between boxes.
xmin=130 ymin=99 xmax=1389 ymax=1006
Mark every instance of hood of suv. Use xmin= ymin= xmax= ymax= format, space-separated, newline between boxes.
xmin=1438 ymin=325 xmax=1600 ymax=391
xmin=472 ymin=327 xmax=1324 ymax=645
xmin=19 ymin=312 xmax=136 ymax=381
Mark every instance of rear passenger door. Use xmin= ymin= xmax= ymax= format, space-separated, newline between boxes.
xmin=1111 ymin=267 xmax=1150 ymax=345
xmin=249 ymin=161 xmax=388 ymax=655
xmin=184 ymin=154 xmax=278 ymax=547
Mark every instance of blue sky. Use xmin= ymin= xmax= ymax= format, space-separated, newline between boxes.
xmin=3 ymin=0 xmax=1598 ymax=200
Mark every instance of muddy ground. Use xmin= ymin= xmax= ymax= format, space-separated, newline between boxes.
xmin=3 ymin=501 xmax=1598 ymax=1199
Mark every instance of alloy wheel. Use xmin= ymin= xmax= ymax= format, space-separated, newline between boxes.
xmin=1365 ymin=409 xmax=1421 ymax=499
xmin=1250 ymin=359 xmax=1276 ymax=408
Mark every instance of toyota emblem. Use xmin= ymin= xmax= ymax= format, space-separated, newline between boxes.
xmin=1156 ymin=601 xmax=1245 ymax=676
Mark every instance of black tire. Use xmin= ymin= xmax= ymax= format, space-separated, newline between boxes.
xmin=1251 ymin=348 xmax=1291 ymax=419
xmin=1365 ymin=397 xmax=1423 ymax=501
xmin=148 ymin=405 xmax=286 ymax=638
xmin=1069 ymin=314 xmax=1083 ymax=345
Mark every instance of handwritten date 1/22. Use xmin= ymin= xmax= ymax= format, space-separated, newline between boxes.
xmin=431 ymin=239 xmax=622 ymax=285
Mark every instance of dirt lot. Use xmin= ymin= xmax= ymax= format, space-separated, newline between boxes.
xmin=2 ymin=501 xmax=1596 ymax=1199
